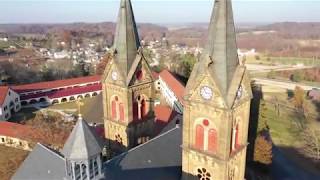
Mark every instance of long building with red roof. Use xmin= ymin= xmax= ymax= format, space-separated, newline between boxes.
xmin=158 ymin=69 xmax=185 ymax=113
xmin=0 ymin=121 xmax=39 ymax=151
xmin=12 ymin=75 xmax=102 ymax=106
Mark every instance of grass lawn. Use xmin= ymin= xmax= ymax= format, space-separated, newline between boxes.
xmin=259 ymin=98 xmax=320 ymax=174
xmin=48 ymin=97 xmax=97 ymax=114
xmin=0 ymin=145 xmax=29 ymax=180
xmin=48 ymin=96 xmax=104 ymax=124
xmin=259 ymin=101 xmax=304 ymax=146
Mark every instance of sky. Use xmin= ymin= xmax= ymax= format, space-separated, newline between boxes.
xmin=0 ymin=0 xmax=320 ymax=24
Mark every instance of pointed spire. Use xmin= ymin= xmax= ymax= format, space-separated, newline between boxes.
xmin=113 ymin=0 xmax=141 ymax=76
xmin=204 ymin=0 xmax=239 ymax=94
xmin=62 ymin=118 xmax=103 ymax=160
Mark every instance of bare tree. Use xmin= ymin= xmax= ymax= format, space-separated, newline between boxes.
xmin=301 ymin=127 xmax=320 ymax=161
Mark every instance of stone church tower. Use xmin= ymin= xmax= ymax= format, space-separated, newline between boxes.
xmin=102 ymin=0 xmax=155 ymax=153
xmin=182 ymin=0 xmax=252 ymax=179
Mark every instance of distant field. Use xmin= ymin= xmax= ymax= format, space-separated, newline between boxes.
xmin=0 ymin=41 xmax=11 ymax=49
xmin=246 ymin=56 xmax=320 ymax=66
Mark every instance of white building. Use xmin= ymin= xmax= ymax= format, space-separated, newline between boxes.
xmin=0 ymin=37 xmax=8 ymax=42
xmin=158 ymin=70 xmax=184 ymax=114
xmin=0 ymin=86 xmax=21 ymax=121
xmin=54 ymin=51 xmax=70 ymax=59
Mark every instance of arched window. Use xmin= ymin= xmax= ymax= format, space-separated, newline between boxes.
xmin=119 ymin=103 xmax=125 ymax=122
xmin=141 ymin=99 xmax=146 ymax=118
xmin=89 ymin=160 xmax=94 ymax=178
xmin=81 ymin=164 xmax=87 ymax=180
xmin=134 ymin=95 xmax=148 ymax=120
xmin=195 ymin=119 xmax=218 ymax=153
xmin=231 ymin=121 xmax=240 ymax=151
xmin=75 ymin=164 xmax=81 ymax=180
xmin=208 ymin=129 xmax=218 ymax=153
xmin=111 ymin=96 xmax=118 ymax=120
xmin=235 ymin=123 xmax=240 ymax=148
xmin=195 ymin=125 xmax=204 ymax=150
xmin=93 ymin=160 xmax=99 ymax=176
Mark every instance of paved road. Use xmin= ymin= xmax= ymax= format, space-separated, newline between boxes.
xmin=247 ymin=64 xmax=315 ymax=73
xmin=272 ymin=147 xmax=320 ymax=180
xmin=252 ymin=78 xmax=319 ymax=91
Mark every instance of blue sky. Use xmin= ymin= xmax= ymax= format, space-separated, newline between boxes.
xmin=0 ymin=0 xmax=320 ymax=24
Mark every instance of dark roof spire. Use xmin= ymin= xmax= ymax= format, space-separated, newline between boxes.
xmin=113 ymin=0 xmax=141 ymax=76
xmin=205 ymin=0 xmax=239 ymax=93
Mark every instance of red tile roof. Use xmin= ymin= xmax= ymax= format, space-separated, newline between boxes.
xmin=154 ymin=105 xmax=179 ymax=134
xmin=0 ymin=86 xmax=9 ymax=106
xmin=154 ymin=105 xmax=178 ymax=123
xmin=12 ymin=75 xmax=101 ymax=93
xmin=20 ymin=84 xmax=102 ymax=101
xmin=0 ymin=122 xmax=40 ymax=142
xmin=159 ymin=70 xmax=185 ymax=104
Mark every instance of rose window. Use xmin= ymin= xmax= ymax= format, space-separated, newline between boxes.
xmin=197 ymin=168 xmax=211 ymax=180
xmin=115 ymin=134 xmax=123 ymax=145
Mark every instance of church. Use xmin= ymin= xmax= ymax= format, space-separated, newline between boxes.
xmin=12 ymin=0 xmax=252 ymax=179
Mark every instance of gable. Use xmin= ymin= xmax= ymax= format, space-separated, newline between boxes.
xmin=0 ymin=86 xmax=9 ymax=106
xmin=103 ymin=61 xmax=126 ymax=87
xmin=232 ymin=71 xmax=252 ymax=107
xmin=128 ymin=56 xmax=154 ymax=87
xmin=186 ymin=72 xmax=226 ymax=109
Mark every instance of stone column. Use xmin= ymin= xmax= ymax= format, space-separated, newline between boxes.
xmin=138 ymin=102 xmax=141 ymax=119
xmin=232 ymin=127 xmax=236 ymax=151
xmin=86 ymin=161 xmax=90 ymax=180
xmin=97 ymin=155 xmax=103 ymax=177
xmin=79 ymin=163 xmax=83 ymax=180
xmin=72 ymin=162 xmax=76 ymax=180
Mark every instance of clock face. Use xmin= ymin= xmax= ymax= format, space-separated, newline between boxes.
xmin=200 ymin=86 xmax=213 ymax=100
xmin=236 ymin=85 xmax=243 ymax=99
xmin=111 ymin=71 xmax=118 ymax=81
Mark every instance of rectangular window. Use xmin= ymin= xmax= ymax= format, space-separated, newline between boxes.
xmin=1 ymin=138 xmax=4 ymax=143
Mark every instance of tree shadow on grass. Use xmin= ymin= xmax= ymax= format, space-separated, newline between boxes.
xmin=311 ymin=100 xmax=320 ymax=122
xmin=273 ymin=145 xmax=320 ymax=179
xmin=8 ymin=107 xmax=38 ymax=123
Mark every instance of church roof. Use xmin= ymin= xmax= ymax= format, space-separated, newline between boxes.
xmin=62 ymin=117 xmax=104 ymax=160
xmin=113 ymin=0 xmax=141 ymax=77
xmin=104 ymin=127 xmax=182 ymax=180
xmin=12 ymin=143 xmax=66 ymax=180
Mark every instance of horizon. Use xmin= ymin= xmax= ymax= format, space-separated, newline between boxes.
xmin=1 ymin=0 xmax=320 ymax=24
